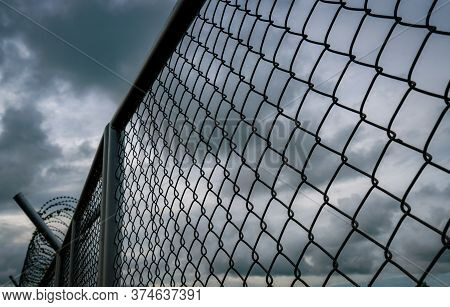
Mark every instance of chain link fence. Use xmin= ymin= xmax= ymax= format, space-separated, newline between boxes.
xmin=18 ymin=0 xmax=449 ymax=287
xmin=110 ymin=0 xmax=449 ymax=286
xmin=70 ymin=176 xmax=103 ymax=287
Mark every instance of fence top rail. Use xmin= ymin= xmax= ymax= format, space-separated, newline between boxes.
xmin=111 ymin=0 xmax=206 ymax=130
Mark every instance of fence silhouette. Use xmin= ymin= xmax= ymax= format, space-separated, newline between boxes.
xmin=21 ymin=0 xmax=450 ymax=287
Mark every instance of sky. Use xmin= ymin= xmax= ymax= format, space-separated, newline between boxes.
xmin=0 ymin=0 xmax=177 ymax=285
xmin=0 ymin=0 xmax=449 ymax=287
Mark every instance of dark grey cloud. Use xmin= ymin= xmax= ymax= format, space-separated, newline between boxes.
xmin=0 ymin=218 xmax=32 ymax=286
xmin=0 ymin=106 xmax=62 ymax=207
xmin=0 ymin=0 xmax=176 ymax=99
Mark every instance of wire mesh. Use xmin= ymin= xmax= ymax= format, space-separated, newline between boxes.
xmin=72 ymin=176 xmax=103 ymax=287
xmin=39 ymin=260 xmax=55 ymax=287
xmin=112 ymin=0 xmax=449 ymax=287
xmin=60 ymin=243 xmax=71 ymax=287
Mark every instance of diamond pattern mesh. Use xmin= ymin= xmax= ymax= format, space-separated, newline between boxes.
xmin=111 ymin=0 xmax=450 ymax=286
xmin=72 ymin=177 xmax=103 ymax=287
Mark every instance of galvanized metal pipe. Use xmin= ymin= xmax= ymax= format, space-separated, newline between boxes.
xmin=54 ymin=253 xmax=63 ymax=287
xmin=68 ymin=220 xmax=79 ymax=287
xmin=111 ymin=0 xmax=206 ymax=130
xmin=98 ymin=125 xmax=110 ymax=287
xmin=101 ymin=124 xmax=120 ymax=287
xmin=13 ymin=193 xmax=61 ymax=252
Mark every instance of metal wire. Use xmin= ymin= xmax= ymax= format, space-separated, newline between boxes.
xmin=39 ymin=260 xmax=55 ymax=287
xmin=72 ymin=177 xmax=103 ymax=287
xmin=19 ymin=197 xmax=76 ymax=287
xmin=111 ymin=0 xmax=449 ymax=286
xmin=61 ymin=244 xmax=71 ymax=286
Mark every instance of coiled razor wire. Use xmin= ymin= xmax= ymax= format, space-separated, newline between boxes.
xmin=18 ymin=197 xmax=77 ymax=287
xmin=112 ymin=0 xmax=449 ymax=286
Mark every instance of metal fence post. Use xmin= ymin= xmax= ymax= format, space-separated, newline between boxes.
xmin=13 ymin=193 xmax=62 ymax=252
xmin=54 ymin=253 xmax=63 ymax=286
xmin=98 ymin=126 xmax=110 ymax=286
xmin=101 ymin=123 xmax=121 ymax=287
xmin=68 ymin=220 xmax=79 ymax=286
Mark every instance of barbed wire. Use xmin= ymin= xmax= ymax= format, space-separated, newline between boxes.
xmin=18 ymin=197 xmax=77 ymax=287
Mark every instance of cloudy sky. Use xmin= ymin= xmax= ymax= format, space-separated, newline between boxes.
xmin=0 ymin=0 xmax=449 ymax=287
xmin=0 ymin=0 xmax=176 ymax=285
